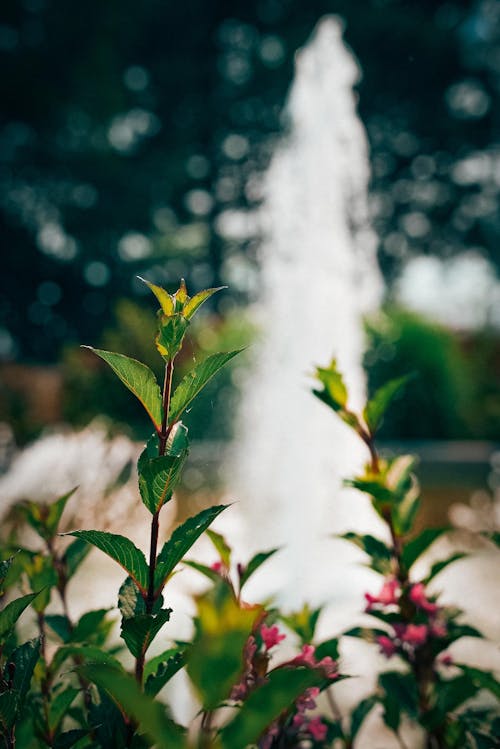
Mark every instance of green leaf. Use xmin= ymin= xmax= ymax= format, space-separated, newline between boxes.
xmin=51 ymin=644 xmax=123 ymax=675
xmin=219 ymin=668 xmax=324 ymax=749
xmin=62 ymin=537 xmax=91 ymax=579
xmin=183 ymin=560 xmax=221 ymax=583
xmin=206 ymin=529 xmax=232 ymax=568
xmin=144 ymin=647 xmax=186 ymax=697
xmin=53 ymin=728 xmax=92 ymax=749
xmin=315 ymin=637 xmax=340 ymax=661
xmin=379 ymin=672 xmax=419 ymax=719
xmin=70 ymin=608 xmax=111 ymax=643
xmin=425 ymin=676 xmax=477 ymax=729
xmin=187 ymin=585 xmax=262 ymax=710
xmin=48 ymin=687 xmax=79 ymax=733
xmin=339 ymin=532 xmax=393 ymax=574
xmin=0 ymin=556 xmax=14 ymax=591
xmin=138 ymin=277 xmax=175 ymax=316
xmin=344 ymin=626 xmax=388 ymax=643
xmin=280 ymin=604 xmax=322 ymax=644
xmin=0 ymin=592 xmax=39 ymax=640
xmin=23 ymin=554 xmax=58 ymax=612
xmin=313 ymin=359 xmax=348 ymax=410
xmin=10 ymin=637 xmax=41 ymax=704
xmin=46 ymin=614 xmax=72 ymax=643
xmin=80 ymin=664 xmax=185 ymax=748
xmin=401 ymin=528 xmax=449 ymax=570
xmin=84 ymin=348 xmax=163 ymax=429
xmin=364 ymin=375 xmax=413 ymax=435
xmin=0 ymin=692 xmax=18 ymax=731
xmin=424 ymin=553 xmax=467 ymax=584
xmin=455 ymin=665 xmax=500 ymax=700
xmin=65 ymin=530 xmax=148 ymax=594
xmin=120 ymin=608 xmax=172 ymax=659
xmin=345 ymin=478 xmax=396 ymax=507
xmin=118 ymin=576 xmax=146 ymax=620
xmin=168 ymin=350 xmax=242 ymax=423
xmin=183 ymin=286 xmax=226 ymax=320
xmin=351 ymin=695 xmax=378 ymax=740
xmin=239 ymin=548 xmax=280 ymax=590
xmin=138 ymin=451 xmax=187 ymax=514
xmin=156 ymin=314 xmax=188 ymax=359
xmin=154 ymin=504 xmax=228 ymax=592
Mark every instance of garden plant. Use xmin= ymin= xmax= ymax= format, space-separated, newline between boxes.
xmin=0 ymin=279 xmax=499 ymax=748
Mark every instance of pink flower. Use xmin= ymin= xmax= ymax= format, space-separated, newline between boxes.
xmin=295 ymin=687 xmax=320 ymax=713
xmin=308 ymin=716 xmax=328 ymax=741
xmin=438 ymin=653 xmax=453 ymax=667
xmin=377 ymin=635 xmax=397 ymax=658
xmin=401 ymin=623 xmax=428 ymax=646
xmin=364 ymin=578 xmax=399 ymax=610
xmin=210 ymin=560 xmax=223 ymax=573
xmin=430 ymin=620 xmax=447 ymax=638
xmin=259 ymin=720 xmax=280 ymax=749
xmin=291 ymin=645 xmax=338 ymax=680
xmin=261 ymin=624 xmax=286 ymax=650
xmin=409 ymin=583 xmax=439 ymax=614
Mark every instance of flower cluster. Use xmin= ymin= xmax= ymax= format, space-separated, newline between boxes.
xmin=260 ymin=686 xmax=329 ymax=748
xmin=364 ymin=577 xmax=452 ymax=663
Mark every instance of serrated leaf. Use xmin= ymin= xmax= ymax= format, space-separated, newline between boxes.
xmin=48 ymin=687 xmax=79 ymax=733
xmin=168 ymin=350 xmax=242 ymax=423
xmin=138 ymin=277 xmax=175 ymax=316
xmin=138 ymin=451 xmax=187 ymax=514
xmin=0 ymin=592 xmax=38 ymax=640
xmin=65 ymin=530 xmax=148 ymax=594
xmin=21 ymin=488 xmax=78 ymax=544
xmin=80 ymin=664 xmax=185 ymax=748
xmin=239 ymin=548 xmax=279 ymax=590
xmin=144 ymin=647 xmax=186 ymax=697
xmin=154 ymin=504 xmax=228 ymax=592
xmin=219 ymin=668 xmax=324 ymax=749
xmin=364 ymin=375 xmax=413 ymax=434
xmin=345 ymin=478 xmax=396 ymax=506
xmin=84 ymin=348 xmax=163 ymax=429
xmin=120 ymin=608 xmax=172 ymax=659
xmin=183 ymin=286 xmax=226 ymax=320
xmin=351 ymin=695 xmax=378 ymax=739
xmin=206 ymin=529 xmax=232 ymax=568
xmin=401 ymin=528 xmax=449 ymax=570
xmin=425 ymin=676 xmax=477 ymax=729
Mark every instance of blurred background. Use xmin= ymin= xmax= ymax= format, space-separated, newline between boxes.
xmin=0 ymin=0 xmax=499 ymax=530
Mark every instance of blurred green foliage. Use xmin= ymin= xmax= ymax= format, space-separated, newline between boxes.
xmin=364 ymin=307 xmax=500 ymax=440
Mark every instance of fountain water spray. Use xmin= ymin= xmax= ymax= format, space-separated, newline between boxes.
xmin=231 ymin=17 xmax=383 ymax=608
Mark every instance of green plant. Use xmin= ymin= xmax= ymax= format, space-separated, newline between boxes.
xmin=0 ymin=280 xmax=342 ymax=749
xmin=313 ymin=359 xmax=500 ymax=748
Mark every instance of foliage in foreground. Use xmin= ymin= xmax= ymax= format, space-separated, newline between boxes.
xmin=1 ymin=279 xmax=499 ymax=749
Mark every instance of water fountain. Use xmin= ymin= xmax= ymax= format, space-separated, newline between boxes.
xmin=229 ymin=17 xmax=383 ymax=609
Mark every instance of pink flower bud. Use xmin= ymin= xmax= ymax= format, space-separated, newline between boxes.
xmin=260 ymin=623 xmax=286 ymax=650
xmin=377 ymin=635 xmax=397 ymax=658
xmin=409 ymin=583 xmax=439 ymax=614
xmin=401 ymin=623 xmax=428 ymax=646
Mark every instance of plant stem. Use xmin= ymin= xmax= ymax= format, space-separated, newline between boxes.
xmin=134 ymin=358 xmax=175 ymax=689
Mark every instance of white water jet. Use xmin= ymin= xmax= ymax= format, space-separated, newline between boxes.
xmin=230 ymin=17 xmax=383 ymax=609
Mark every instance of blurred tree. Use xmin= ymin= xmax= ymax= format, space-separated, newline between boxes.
xmin=1 ymin=0 xmax=499 ymax=362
